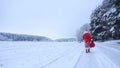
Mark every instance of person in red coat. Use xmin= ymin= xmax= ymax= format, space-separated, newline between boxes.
xmin=82 ymin=30 xmax=92 ymax=53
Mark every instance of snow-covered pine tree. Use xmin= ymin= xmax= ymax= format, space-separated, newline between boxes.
xmin=90 ymin=0 xmax=120 ymax=41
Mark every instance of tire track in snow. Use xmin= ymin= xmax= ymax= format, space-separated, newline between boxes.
xmin=73 ymin=49 xmax=84 ymax=68
xmin=97 ymin=43 xmax=120 ymax=53
xmin=74 ymin=48 xmax=100 ymax=68
xmin=96 ymin=44 xmax=120 ymax=67
xmin=75 ymin=45 xmax=120 ymax=68
xmin=40 ymin=45 xmax=84 ymax=68
xmin=94 ymin=47 xmax=119 ymax=68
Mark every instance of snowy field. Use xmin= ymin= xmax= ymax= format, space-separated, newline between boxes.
xmin=0 ymin=40 xmax=120 ymax=68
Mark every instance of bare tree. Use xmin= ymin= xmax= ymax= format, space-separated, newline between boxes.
xmin=76 ymin=23 xmax=90 ymax=42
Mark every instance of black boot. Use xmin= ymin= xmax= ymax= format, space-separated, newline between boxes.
xmin=88 ymin=48 xmax=90 ymax=53
xmin=86 ymin=49 xmax=88 ymax=53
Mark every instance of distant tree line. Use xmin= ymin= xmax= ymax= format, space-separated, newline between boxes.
xmin=0 ymin=32 xmax=52 ymax=41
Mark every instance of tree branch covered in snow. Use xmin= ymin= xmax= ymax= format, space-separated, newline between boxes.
xmin=90 ymin=0 xmax=120 ymax=41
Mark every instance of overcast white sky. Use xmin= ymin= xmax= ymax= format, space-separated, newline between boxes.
xmin=0 ymin=0 xmax=103 ymax=39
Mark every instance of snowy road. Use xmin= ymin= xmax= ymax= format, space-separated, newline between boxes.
xmin=0 ymin=40 xmax=120 ymax=68
xmin=75 ymin=43 xmax=120 ymax=68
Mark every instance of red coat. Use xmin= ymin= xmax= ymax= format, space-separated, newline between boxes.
xmin=82 ymin=33 xmax=92 ymax=48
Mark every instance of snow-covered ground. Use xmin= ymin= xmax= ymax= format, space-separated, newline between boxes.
xmin=0 ymin=40 xmax=120 ymax=68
